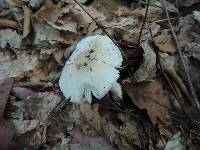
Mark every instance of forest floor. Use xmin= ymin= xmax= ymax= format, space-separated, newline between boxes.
xmin=0 ymin=0 xmax=200 ymax=149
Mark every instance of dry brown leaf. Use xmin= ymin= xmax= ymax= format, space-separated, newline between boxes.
xmin=154 ymin=31 xmax=176 ymax=53
xmin=24 ymin=92 xmax=62 ymax=120
xmin=154 ymin=30 xmax=191 ymax=53
xmin=0 ymin=51 xmax=39 ymax=80
xmin=36 ymin=5 xmax=60 ymax=24
xmin=36 ymin=4 xmax=77 ymax=33
xmin=102 ymin=112 xmax=141 ymax=149
xmin=0 ymin=18 xmax=20 ymax=29
xmin=32 ymin=16 xmax=78 ymax=45
xmin=0 ymin=78 xmax=15 ymax=150
xmin=12 ymin=119 xmax=39 ymax=134
xmin=70 ymin=136 xmax=115 ymax=150
xmin=53 ymin=50 xmax=64 ymax=66
xmin=0 ymin=29 xmax=22 ymax=48
xmin=11 ymin=86 xmax=35 ymax=100
xmin=0 ymin=78 xmax=14 ymax=117
xmin=124 ymin=78 xmax=172 ymax=124
xmin=78 ymin=101 xmax=101 ymax=132
xmin=0 ymin=120 xmax=15 ymax=150
xmin=69 ymin=126 xmax=89 ymax=144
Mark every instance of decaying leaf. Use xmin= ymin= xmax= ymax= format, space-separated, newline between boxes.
xmin=28 ymin=0 xmax=44 ymax=8
xmin=0 ymin=29 xmax=22 ymax=48
xmin=0 ymin=120 xmax=15 ymax=150
xmin=0 ymin=51 xmax=40 ymax=80
xmin=10 ymin=92 xmax=62 ymax=134
xmin=154 ymin=30 xmax=176 ymax=53
xmin=0 ymin=78 xmax=15 ymax=150
xmin=12 ymin=119 xmax=39 ymax=134
xmin=164 ymin=131 xmax=186 ymax=150
xmin=102 ymin=113 xmax=141 ymax=149
xmin=24 ymin=92 xmax=62 ymax=120
xmin=69 ymin=126 xmax=89 ymax=144
xmin=0 ymin=78 xmax=14 ymax=117
xmin=32 ymin=17 xmax=78 ymax=45
xmin=36 ymin=5 xmax=77 ymax=33
xmin=193 ymin=11 xmax=200 ymax=23
xmin=182 ymin=0 xmax=200 ymax=7
xmin=133 ymin=41 xmax=157 ymax=81
xmin=65 ymin=101 xmax=101 ymax=132
xmin=0 ymin=18 xmax=20 ymax=29
xmin=53 ymin=50 xmax=64 ymax=66
xmin=11 ymin=86 xmax=35 ymax=100
xmin=124 ymin=78 xmax=172 ymax=124
xmin=184 ymin=43 xmax=200 ymax=61
xmin=70 ymin=136 xmax=115 ymax=150
xmin=154 ymin=30 xmax=191 ymax=53
xmin=6 ymin=0 xmax=26 ymax=20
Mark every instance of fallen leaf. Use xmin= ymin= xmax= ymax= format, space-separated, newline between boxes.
xmin=28 ymin=0 xmax=44 ymax=9
xmin=23 ymin=92 xmax=62 ymax=120
xmin=0 ymin=78 xmax=14 ymax=117
xmin=124 ymin=78 xmax=172 ymax=124
xmin=102 ymin=112 xmax=141 ymax=149
xmin=36 ymin=5 xmax=77 ymax=33
xmin=154 ymin=30 xmax=176 ymax=53
xmin=0 ymin=78 xmax=15 ymax=150
xmin=69 ymin=126 xmax=89 ymax=144
xmin=0 ymin=29 xmax=22 ymax=48
xmin=6 ymin=0 xmax=25 ymax=20
xmin=70 ymin=136 xmax=115 ymax=150
xmin=0 ymin=18 xmax=20 ymax=29
xmin=184 ymin=43 xmax=200 ymax=62
xmin=193 ymin=11 xmax=200 ymax=23
xmin=182 ymin=0 xmax=200 ymax=7
xmin=32 ymin=16 xmax=77 ymax=44
xmin=0 ymin=120 xmax=15 ymax=150
xmin=12 ymin=119 xmax=39 ymax=134
xmin=66 ymin=101 xmax=102 ymax=132
xmin=164 ymin=131 xmax=186 ymax=150
xmin=53 ymin=50 xmax=64 ymax=65
xmin=0 ymin=51 xmax=40 ymax=80
xmin=103 ymin=16 xmax=137 ymax=28
xmin=11 ymin=86 xmax=35 ymax=100
xmin=22 ymin=6 xmax=32 ymax=39
xmin=133 ymin=41 xmax=157 ymax=81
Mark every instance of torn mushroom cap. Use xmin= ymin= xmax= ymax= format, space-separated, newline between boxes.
xmin=59 ymin=35 xmax=123 ymax=103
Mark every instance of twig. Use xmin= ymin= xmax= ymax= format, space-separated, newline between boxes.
xmin=175 ymin=0 xmax=180 ymax=18
xmin=136 ymin=0 xmax=150 ymax=50
xmin=162 ymin=0 xmax=200 ymax=110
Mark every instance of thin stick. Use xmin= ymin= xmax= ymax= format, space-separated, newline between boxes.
xmin=136 ymin=0 xmax=150 ymax=50
xmin=175 ymin=0 xmax=180 ymax=18
xmin=162 ymin=0 xmax=200 ymax=110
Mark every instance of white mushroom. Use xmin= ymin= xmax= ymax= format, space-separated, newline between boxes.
xmin=59 ymin=35 xmax=123 ymax=103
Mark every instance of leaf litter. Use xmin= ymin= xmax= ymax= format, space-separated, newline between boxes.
xmin=0 ymin=0 xmax=200 ymax=149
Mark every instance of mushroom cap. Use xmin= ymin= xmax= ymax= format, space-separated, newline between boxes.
xmin=59 ymin=35 xmax=122 ymax=102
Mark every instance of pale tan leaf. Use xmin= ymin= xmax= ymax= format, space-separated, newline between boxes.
xmin=154 ymin=31 xmax=176 ymax=53
xmin=22 ymin=6 xmax=32 ymax=39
